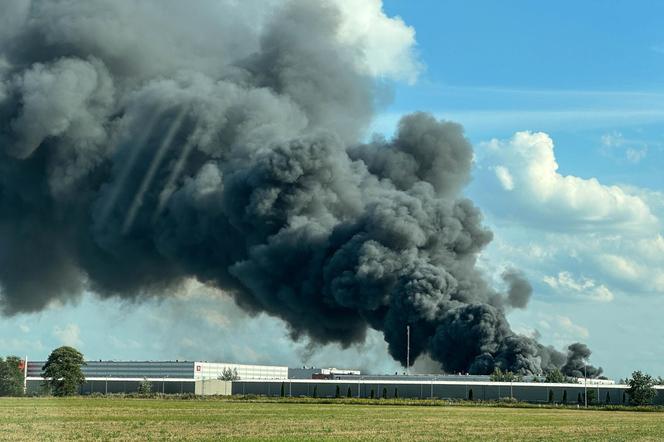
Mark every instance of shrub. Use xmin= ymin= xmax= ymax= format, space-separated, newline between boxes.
xmin=605 ymin=391 xmax=611 ymax=404
xmin=562 ymin=390 xmax=567 ymax=403
xmin=468 ymin=389 xmax=473 ymax=401
xmin=280 ymin=382 xmax=285 ymax=398
xmin=335 ymin=385 xmax=340 ymax=398
xmin=312 ymin=386 xmax=317 ymax=398
xmin=382 ymin=387 xmax=388 ymax=399
xmin=347 ymin=387 xmax=352 ymax=398
xmin=370 ymin=389 xmax=375 ymax=399
xmin=137 ymin=378 xmax=152 ymax=395
xmin=548 ymin=390 xmax=553 ymax=403
xmin=394 ymin=388 xmax=398 ymax=399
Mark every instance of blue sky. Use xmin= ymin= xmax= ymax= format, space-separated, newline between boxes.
xmin=1 ymin=1 xmax=663 ymax=379
xmin=379 ymin=0 xmax=664 ymax=378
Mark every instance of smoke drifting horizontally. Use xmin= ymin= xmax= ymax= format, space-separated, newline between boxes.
xmin=0 ymin=0 xmax=600 ymax=376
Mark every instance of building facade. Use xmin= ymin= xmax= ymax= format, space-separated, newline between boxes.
xmin=26 ymin=360 xmax=287 ymax=395
xmin=233 ymin=379 xmax=664 ymax=405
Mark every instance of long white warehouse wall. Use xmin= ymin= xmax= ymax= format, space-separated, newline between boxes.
xmin=194 ymin=362 xmax=288 ymax=380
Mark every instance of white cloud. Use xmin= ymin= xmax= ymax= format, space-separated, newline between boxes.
xmin=478 ymin=131 xmax=658 ymax=233
xmin=626 ymin=147 xmax=648 ymax=163
xmin=543 ymin=271 xmax=614 ymax=302
xmin=333 ymin=0 xmax=421 ymax=83
xmin=53 ymin=323 xmax=82 ymax=347
xmin=594 ymin=253 xmax=664 ymax=292
xmin=472 ymin=132 xmax=663 ymax=301
xmin=555 ymin=316 xmax=589 ymax=339
xmin=596 ymin=255 xmax=641 ymax=281
xmin=600 ymin=131 xmax=649 ymax=163
xmin=494 ymin=165 xmax=514 ymax=190
xmin=600 ymin=131 xmax=623 ymax=147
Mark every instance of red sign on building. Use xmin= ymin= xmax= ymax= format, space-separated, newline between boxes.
xmin=18 ymin=359 xmax=26 ymax=373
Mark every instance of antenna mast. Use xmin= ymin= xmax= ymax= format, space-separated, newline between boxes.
xmin=406 ymin=325 xmax=410 ymax=375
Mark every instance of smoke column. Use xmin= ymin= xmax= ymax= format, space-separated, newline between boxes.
xmin=0 ymin=0 xmax=600 ymax=376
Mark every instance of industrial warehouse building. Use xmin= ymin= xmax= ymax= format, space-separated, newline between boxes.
xmin=24 ymin=359 xmax=664 ymax=405
xmin=234 ymin=379 xmax=664 ymax=405
xmin=25 ymin=360 xmax=287 ymax=395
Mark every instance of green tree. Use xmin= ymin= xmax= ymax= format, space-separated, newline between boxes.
xmin=280 ymin=382 xmax=285 ymax=397
xmin=370 ymin=389 xmax=375 ymax=399
xmin=544 ymin=369 xmax=566 ymax=384
xmin=218 ymin=367 xmax=239 ymax=381
xmin=489 ymin=367 xmax=522 ymax=382
xmin=586 ymin=390 xmax=596 ymax=405
xmin=42 ymin=346 xmax=85 ymax=396
xmin=562 ymin=390 xmax=567 ymax=403
xmin=468 ymin=388 xmax=473 ymax=401
xmin=382 ymin=387 xmax=388 ymax=399
xmin=347 ymin=386 xmax=352 ymax=398
xmin=0 ymin=356 xmax=24 ymax=396
xmin=394 ymin=387 xmax=398 ymax=399
xmin=312 ymin=386 xmax=317 ymax=398
xmin=335 ymin=385 xmax=340 ymax=398
xmin=605 ymin=391 xmax=611 ymax=404
xmin=489 ymin=367 xmax=504 ymax=382
xmin=548 ymin=389 xmax=554 ymax=403
xmin=626 ymin=371 xmax=656 ymax=405
xmin=138 ymin=378 xmax=153 ymax=395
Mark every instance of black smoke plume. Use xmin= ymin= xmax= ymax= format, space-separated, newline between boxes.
xmin=0 ymin=0 xmax=600 ymax=376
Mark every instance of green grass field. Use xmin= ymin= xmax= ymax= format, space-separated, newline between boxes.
xmin=1 ymin=397 xmax=664 ymax=441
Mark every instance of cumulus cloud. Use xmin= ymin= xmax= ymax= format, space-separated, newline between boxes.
xmin=332 ymin=0 xmax=421 ymax=83
xmin=543 ymin=271 xmax=614 ymax=302
xmin=479 ymin=131 xmax=658 ymax=233
xmin=471 ymin=130 xmax=663 ymax=367
xmin=53 ymin=323 xmax=82 ymax=347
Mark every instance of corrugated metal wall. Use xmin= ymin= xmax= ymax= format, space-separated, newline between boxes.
xmin=232 ymin=380 xmax=664 ymax=405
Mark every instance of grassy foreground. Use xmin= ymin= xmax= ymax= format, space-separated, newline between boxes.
xmin=1 ymin=397 xmax=664 ymax=441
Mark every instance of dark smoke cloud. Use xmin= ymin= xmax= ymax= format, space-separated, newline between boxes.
xmin=561 ymin=343 xmax=603 ymax=378
xmin=502 ymin=269 xmax=532 ymax=309
xmin=0 ymin=0 xmax=600 ymax=376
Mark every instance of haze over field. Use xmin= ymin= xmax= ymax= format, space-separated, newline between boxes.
xmin=0 ymin=1 xmax=662 ymax=379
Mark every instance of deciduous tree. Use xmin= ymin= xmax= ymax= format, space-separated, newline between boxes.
xmin=0 ymin=356 xmax=24 ymax=396
xmin=627 ymin=371 xmax=656 ymax=406
xmin=42 ymin=346 xmax=85 ymax=396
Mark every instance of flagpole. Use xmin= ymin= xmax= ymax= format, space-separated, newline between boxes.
xmin=23 ymin=355 xmax=28 ymax=394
